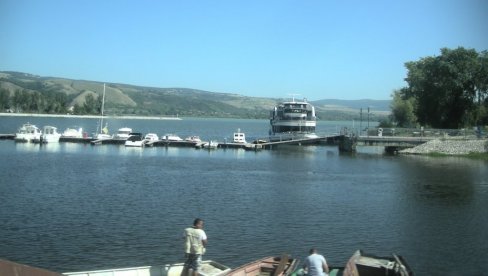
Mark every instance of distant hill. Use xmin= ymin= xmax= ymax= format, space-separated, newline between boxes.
xmin=313 ymin=99 xmax=390 ymax=112
xmin=0 ymin=71 xmax=390 ymax=120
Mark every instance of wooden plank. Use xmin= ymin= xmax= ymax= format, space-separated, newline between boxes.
xmin=273 ymin=254 xmax=289 ymax=276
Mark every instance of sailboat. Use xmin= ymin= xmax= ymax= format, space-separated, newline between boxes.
xmin=95 ymin=83 xmax=112 ymax=140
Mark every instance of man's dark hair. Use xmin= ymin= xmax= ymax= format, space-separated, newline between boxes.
xmin=193 ymin=218 xmax=203 ymax=226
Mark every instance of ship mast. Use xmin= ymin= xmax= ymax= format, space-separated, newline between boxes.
xmin=288 ymin=93 xmax=300 ymax=102
xmin=100 ymin=83 xmax=106 ymax=134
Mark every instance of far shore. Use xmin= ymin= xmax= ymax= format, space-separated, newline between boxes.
xmin=0 ymin=112 xmax=182 ymax=120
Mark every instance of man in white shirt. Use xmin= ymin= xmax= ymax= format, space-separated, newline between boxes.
xmin=181 ymin=218 xmax=207 ymax=276
xmin=303 ymin=248 xmax=329 ymax=276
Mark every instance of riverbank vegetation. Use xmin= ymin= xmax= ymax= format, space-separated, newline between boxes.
xmin=390 ymin=47 xmax=488 ymax=129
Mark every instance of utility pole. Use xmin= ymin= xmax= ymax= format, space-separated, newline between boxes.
xmin=367 ymin=107 xmax=370 ymax=137
xmin=359 ymin=108 xmax=362 ymax=136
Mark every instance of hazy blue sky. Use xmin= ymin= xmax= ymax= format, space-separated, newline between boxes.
xmin=1 ymin=0 xmax=487 ymax=100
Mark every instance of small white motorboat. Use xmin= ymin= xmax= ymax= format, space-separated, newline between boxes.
xmin=202 ymin=140 xmax=218 ymax=149
xmin=114 ymin=127 xmax=132 ymax=140
xmin=14 ymin=123 xmax=42 ymax=143
xmin=37 ymin=126 xmax=61 ymax=143
xmin=162 ymin=134 xmax=183 ymax=141
xmin=144 ymin=133 xmax=159 ymax=142
xmin=185 ymin=135 xmax=202 ymax=142
xmin=62 ymin=127 xmax=84 ymax=138
xmin=125 ymin=133 xmax=145 ymax=147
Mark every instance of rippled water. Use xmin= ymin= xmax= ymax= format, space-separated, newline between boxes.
xmin=0 ymin=116 xmax=487 ymax=275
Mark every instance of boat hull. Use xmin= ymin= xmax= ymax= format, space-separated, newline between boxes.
xmin=342 ymin=250 xmax=413 ymax=276
xmin=15 ymin=123 xmax=42 ymax=142
xmin=228 ymin=255 xmax=298 ymax=276
xmin=63 ymin=260 xmax=231 ymax=276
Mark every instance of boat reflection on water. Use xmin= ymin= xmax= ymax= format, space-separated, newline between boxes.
xmin=13 ymin=141 xmax=59 ymax=153
xmin=38 ymin=143 xmax=62 ymax=153
xmin=14 ymin=141 xmax=40 ymax=152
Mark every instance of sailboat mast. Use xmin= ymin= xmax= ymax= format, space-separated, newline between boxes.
xmin=100 ymin=83 xmax=106 ymax=134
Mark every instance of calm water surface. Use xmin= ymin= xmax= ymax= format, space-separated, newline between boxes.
xmin=0 ymin=116 xmax=487 ymax=275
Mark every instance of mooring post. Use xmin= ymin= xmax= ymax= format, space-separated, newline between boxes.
xmin=338 ymin=134 xmax=357 ymax=152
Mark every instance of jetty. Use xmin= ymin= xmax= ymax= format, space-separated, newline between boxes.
xmin=0 ymin=134 xmax=15 ymax=140
xmin=0 ymin=132 xmax=433 ymax=152
xmin=3 ymin=127 xmax=482 ymax=153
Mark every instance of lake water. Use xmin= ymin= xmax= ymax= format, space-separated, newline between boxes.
xmin=0 ymin=116 xmax=487 ymax=275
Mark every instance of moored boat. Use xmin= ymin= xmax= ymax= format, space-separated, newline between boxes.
xmin=341 ymin=250 xmax=413 ymax=276
xmin=37 ymin=126 xmax=62 ymax=143
xmin=269 ymin=97 xmax=317 ymax=141
xmin=228 ymin=255 xmax=298 ymax=276
xmin=162 ymin=134 xmax=183 ymax=141
xmin=14 ymin=123 xmax=42 ymax=142
xmin=291 ymin=250 xmax=413 ymax=276
xmin=185 ymin=135 xmax=202 ymax=142
xmin=125 ymin=133 xmax=145 ymax=147
xmin=113 ymin=127 xmax=132 ymax=140
xmin=62 ymin=127 xmax=84 ymax=138
xmin=233 ymin=129 xmax=247 ymax=143
xmin=94 ymin=83 xmax=112 ymax=140
xmin=202 ymin=140 xmax=218 ymax=149
xmin=63 ymin=260 xmax=231 ymax=276
xmin=144 ymin=133 xmax=159 ymax=142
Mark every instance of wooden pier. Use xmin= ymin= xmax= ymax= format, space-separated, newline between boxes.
xmin=340 ymin=135 xmax=435 ymax=153
xmin=0 ymin=134 xmax=15 ymax=140
xmin=1 ymin=132 xmax=435 ymax=153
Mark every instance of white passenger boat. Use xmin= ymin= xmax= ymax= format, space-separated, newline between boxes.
xmin=62 ymin=127 xmax=84 ymax=138
xmin=125 ymin=133 xmax=145 ymax=147
xmin=63 ymin=260 xmax=231 ymax=276
xmin=233 ymin=129 xmax=247 ymax=143
xmin=113 ymin=127 xmax=133 ymax=140
xmin=14 ymin=123 xmax=42 ymax=142
xmin=269 ymin=97 xmax=318 ymax=141
xmin=36 ymin=126 xmax=61 ymax=143
xmin=162 ymin=134 xmax=183 ymax=141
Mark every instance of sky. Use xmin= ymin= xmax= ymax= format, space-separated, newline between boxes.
xmin=1 ymin=0 xmax=487 ymax=100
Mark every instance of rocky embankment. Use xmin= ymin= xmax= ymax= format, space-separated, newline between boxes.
xmin=400 ymin=138 xmax=488 ymax=155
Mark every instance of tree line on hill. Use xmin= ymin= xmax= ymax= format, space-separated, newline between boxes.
xmin=0 ymin=72 xmax=390 ymax=120
xmin=0 ymin=87 xmax=104 ymax=115
xmin=390 ymin=47 xmax=488 ymax=129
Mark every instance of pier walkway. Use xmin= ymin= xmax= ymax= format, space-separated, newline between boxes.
xmin=357 ymin=135 xmax=435 ymax=147
xmin=1 ymin=133 xmax=437 ymax=152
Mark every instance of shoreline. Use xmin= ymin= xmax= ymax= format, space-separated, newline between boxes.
xmin=0 ymin=112 xmax=182 ymax=120
xmin=399 ymin=138 xmax=488 ymax=156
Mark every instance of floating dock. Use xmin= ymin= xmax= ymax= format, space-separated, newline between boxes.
xmin=3 ymin=133 xmax=433 ymax=152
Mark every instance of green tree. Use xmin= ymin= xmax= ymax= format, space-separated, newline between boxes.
xmin=83 ymin=94 xmax=97 ymax=114
xmin=390 ymin=88 xmax=417 ymax=127
xmin=0 ymin=88 xmax=10 ymax=110
xmin=474 ymin=51 xmax=488 ymax=125
xmin=404 ymin=47 xmax=486 ymax=128
xmin=73 ymin=103 xmax=84 ymax=115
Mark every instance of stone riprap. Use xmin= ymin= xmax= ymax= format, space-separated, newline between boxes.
xmin=399 ymin=138 xmax=488 ymax=155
